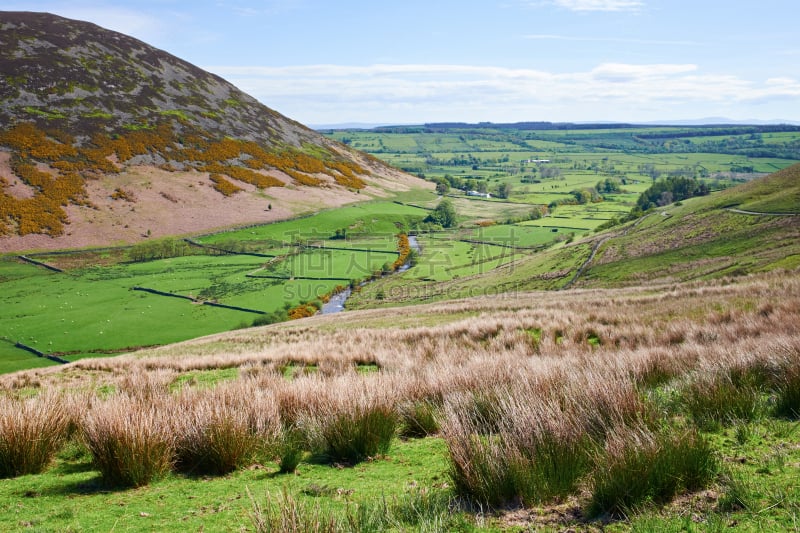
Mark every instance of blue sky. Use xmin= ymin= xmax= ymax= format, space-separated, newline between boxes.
xmin=7 ymin=0 xmax=800 ymax=125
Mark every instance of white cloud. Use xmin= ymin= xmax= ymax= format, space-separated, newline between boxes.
xmin=591 ymin=63 xmax=697 ymax=82
xmin=553 ymin=0 xmax=644 ymax=12
xmin=204 ymin=63 xmax=800 ymax=124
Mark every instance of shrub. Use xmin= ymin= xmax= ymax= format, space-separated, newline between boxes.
xmin=587 ymin=426 xmax=718 ymax=517
xmin=82 ymin=395 xmax=175 ymax=487
xmin=209 ymin=174 xmax=243 ymax=196
xmin=0 ymin=393 xmax=70 ymax=478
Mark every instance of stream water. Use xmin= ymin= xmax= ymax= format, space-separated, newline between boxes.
xmin=321 ymin=235 xmax=419 ymax=314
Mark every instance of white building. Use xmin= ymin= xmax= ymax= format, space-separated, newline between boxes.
xmin=467 ymin=190 xmax=491 ymax=198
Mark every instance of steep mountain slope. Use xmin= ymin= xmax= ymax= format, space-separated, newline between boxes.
xmin=0 ymin=11 xmax=424 ymax=251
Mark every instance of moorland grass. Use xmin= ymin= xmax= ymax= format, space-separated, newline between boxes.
xmin=587 ymin=426 xmax=718 ymax=518
xmin=0 ymin=272 xmax=799 ymax=529
xmin=173 ymin=389 xmax=269 ymax=476
xmin=249 ymin=486 xmax=458 ymax=533
xmin=81 ymin=395 xmax=176 ymax=487
xmin=0 ymin=392 xmax=70 ymax=478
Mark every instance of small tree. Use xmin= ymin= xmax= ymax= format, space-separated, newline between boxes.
xmin=435 ymin=180 xmax=450 ymax=195
xmin=425 ymin=199 xmax=457 ymax=228
xmin=495 ymin=182 xmax=512 ymax=199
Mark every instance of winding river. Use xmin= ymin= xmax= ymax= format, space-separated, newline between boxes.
xmin=321 ymin=235 xmax=420 ymax=314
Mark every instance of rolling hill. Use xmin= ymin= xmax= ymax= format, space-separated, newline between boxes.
xmin=0 ymin=11 xmax=425 ymax=252
xmin=343 ymin=163 xmax=800 ymax=308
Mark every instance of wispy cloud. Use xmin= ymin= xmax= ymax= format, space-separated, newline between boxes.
xmin=217 ymin=0 xmax=306 ymax=17
xmin=204 ymin=62 xmax=800 ymax=123
xmin=524 ymin=34 xmax=699 ymax=46
xmin=553 ymin=0 xmax=644 ymax=12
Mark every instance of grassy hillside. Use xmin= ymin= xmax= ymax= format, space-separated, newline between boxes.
xmin=706 ymin=162 xmax=800 ymax=213
xmin=1 ymin=270 xmax=798 ymax=531
xmin=582 ymin=163 xmax=800 ymax=286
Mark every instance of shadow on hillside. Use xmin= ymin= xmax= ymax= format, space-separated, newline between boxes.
xmin=33 ymin=475 xmax=115 ymax=497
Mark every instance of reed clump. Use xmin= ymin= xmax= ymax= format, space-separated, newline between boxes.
xmin=81 ymin=394 xmax=176 ymax=487
xmin=0 ymin=392 xmax=70 ymax=478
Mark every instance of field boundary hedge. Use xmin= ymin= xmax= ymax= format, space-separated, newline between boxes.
xmin=132 ymin=286 xmax=266 ymax=314
xmin=182 ymin=239 xmax=277 ymax=258
xmin=14 ymin=342 xmax=69 ymax=364
xmin=17 ymin=255 xmax=64 ymax=273
xmin=305 ymin=244 xmax=399 ymax=255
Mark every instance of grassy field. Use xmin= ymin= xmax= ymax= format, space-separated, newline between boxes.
xmin=1 ymin=270 xmax=798 ymax=531
xmin=0 ymin=201 xmax=430 ymax=373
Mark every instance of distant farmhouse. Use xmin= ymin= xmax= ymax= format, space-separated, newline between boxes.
xmin=524 ymin=158 xmax=550 ymax=164
xmin=467 ymin=190 xmax=492 ymax=198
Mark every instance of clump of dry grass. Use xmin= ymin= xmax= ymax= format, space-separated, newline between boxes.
xmin=296 ymin=376 xmax=399 ymax=465
xmin=398 ymin=399 xmax=441 ymax=438
xmin=587 ymin=425 xmax=718 ymax=517
xmin=0 ymin=392 xmax=70 ymax=478
xmin=249 ymin=488 xmax=338 ymax=533
xmin=81 ymin=394 xmax=176 ymax=487
xmin=173 ymin=384 xmax=272 ymax=476
xmin=770 ymin=339 xmax=800 ymax=419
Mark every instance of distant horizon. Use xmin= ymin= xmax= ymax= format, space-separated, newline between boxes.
xmin=310 ymin=118 xmax=800 ymax=130
xmin=5 ymin=1 xmax=799 ymax=125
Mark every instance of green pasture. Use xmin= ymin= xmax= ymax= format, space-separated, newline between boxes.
xmin=0 ymin=434 xmax=453 ymax=533
xmin=0 ymin=202 xmax=428 ymax=373
xmin=0 ymin=258 xmax=255 ymax=362
xmin=394 ymin=236 xmax=517 ymax=282
xmin=0 ymin=244 xmax=403 ymax=371
xmin=199 ymin=201 xmax=427 ymax=246
xmin=464 ymin=224 xmax=564 ymax=248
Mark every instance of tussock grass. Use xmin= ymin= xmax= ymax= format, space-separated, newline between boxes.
xmin=0 ymin=392 xmax=70 ymax=478
xmin=399 ymin=399 xmax=441 ymax=438
xmin=588 ymin=426 xmax=718 ymax=518
xmin=771 ymin=343 xmax=800 ymax=419
xmin=249 ymin=488 xmax=338 ymax=533
xmin=274 ymin=425 xmax=305 ymax=474
xmin=82 ymin=394 xmax=176 ymax=487
xmin=173 ymin=381 xmax=279 ymax=475
xmin=442 ymin=373 xmax=640 ymax=506
xmin=679 ymin=369 xmax=765 ymax=430
xmin=303 ymin=397 xmax=398 ymax=465
xmin=174 ymin=395 xmax=260 ymax=475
